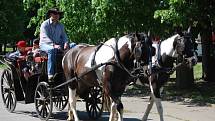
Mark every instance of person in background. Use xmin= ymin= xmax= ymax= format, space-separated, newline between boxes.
xmin=31 ymin=38 xmax=41 ymax=57
xmin=39 ymin=8 xmax=69 ymax=81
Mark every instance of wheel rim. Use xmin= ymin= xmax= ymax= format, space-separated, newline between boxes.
xmin=34 ymin=82 xmax=52 ymax=120
xmin=53 ymin=89 xmax=68 ymax=111
xmin=86 ymin=86 xmax=103 ymax=119
xmin=1 ymin=69 xmax=17 ymax=112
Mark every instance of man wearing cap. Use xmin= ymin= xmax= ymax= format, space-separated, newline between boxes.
xmin=9 ymin=40 xmax=28 ymax=59
xmin=9 ymin=40 xmax=31 ymax=80
xmin=39 ymin=8 xmax=69 ymax=80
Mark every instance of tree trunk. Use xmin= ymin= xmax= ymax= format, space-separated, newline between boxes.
xmin=0 ymin=44 xmax=2 ymax=54
xmin=3 ymin=43 xmax=7 ymax=54
xmin=201 ymin=29 xmax=215 ymax=82
xmin=199 ymin=13 xmax=215 ymax=82
xmin=176 ymin=60 xmax=194 ymax=89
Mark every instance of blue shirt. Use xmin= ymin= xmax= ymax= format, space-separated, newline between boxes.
xmin=8 ymin=50 xmax=21 ymax=59
xmin=39 ymin=19 xmax=68 ymax=47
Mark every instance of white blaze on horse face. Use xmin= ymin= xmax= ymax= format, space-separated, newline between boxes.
xmin=160 ymin=34 xmax=179 ymax=57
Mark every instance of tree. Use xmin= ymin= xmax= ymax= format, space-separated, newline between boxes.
xmin=0 ymin=0 xmax=25 ymax=53
xmin=154 ymin=0 xmax=215 ymax=87
xmin=197 ymin=0 xmax=215 ymax=82
xmin=154 ymin=0 xmax=196 ymax=88
xmin=24 ymin=0 xmax=160 ymax=43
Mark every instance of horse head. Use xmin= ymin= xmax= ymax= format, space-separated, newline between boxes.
xmin=173 ymin=28 xmax=198 ymax=68
xmin=130 ymin=32 xmax=154 ymax=66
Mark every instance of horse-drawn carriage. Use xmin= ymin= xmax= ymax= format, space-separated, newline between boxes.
xmin=0 ymin=49 xmax=104 ymax=121
xmin=0 ymin=31 xmax=197 ymax=121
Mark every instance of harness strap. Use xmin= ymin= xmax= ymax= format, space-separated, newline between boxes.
xmin=91 ymin=43 xmax=104 ymax=66
xmin=53 ymin=61 xmax=116 ymax=90
xmin=157 ymin=40 xmax=162 ymax=66
xmin=114 ymin=38 xmax=136 ymax=78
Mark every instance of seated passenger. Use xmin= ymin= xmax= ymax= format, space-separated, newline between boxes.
xmin=9 ymin=40 xmax=27 ymax=60
xmin=31 ymin=38 xmax=41 ymax=57
xmin=9 ymin=40 xmax=30 ymax=80
xmin=25 ymin=38 xmax=43 ymax=75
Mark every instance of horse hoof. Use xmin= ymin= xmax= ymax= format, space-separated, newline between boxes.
xmin=67 ymin=117 xmax=73 ymax=121
xmin=142 ymin=117 xmax=147 ymax=121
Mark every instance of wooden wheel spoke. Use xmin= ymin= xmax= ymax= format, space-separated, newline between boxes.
xmin=36 ymin=91 xmax=43 ymax=98
xmin=36 ymin=102 xmax=42 ymax=108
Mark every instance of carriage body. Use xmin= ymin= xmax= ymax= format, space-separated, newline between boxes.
xmin=0 ymin=52 xmax=68 ymax=115
xmin=1 ymin=50 xmax=103 ymax=121
xmin=0 ymin=56 xmax=40 ymax=101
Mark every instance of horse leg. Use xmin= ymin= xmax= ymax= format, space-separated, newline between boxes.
xmin=67 ymin=87 xmax=79 ymax=121
xmin=142 ymin=93 xmax=154 ymax=121
xmin=154 ymin=97 xmax=164 ymax=121
xmin=116 ymin=98 xmax=123 ymax=121
xmin=109 ymin=101 xmax=117 ymax=121
xmin=103 ymin=65 xmax=124 ymax=121
xmin=109 ymin=98 xmax=124 ymax=121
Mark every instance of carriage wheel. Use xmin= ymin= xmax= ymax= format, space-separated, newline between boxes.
xmin=34 ymin=82 xmax=53 ymax=121
xmin=86 ymin=86 xmax=103 ymax=119
xmin=0 ymin=69 xmax=17 ymax=112
xmin=53 ymin=88 xmax=68 ymax=111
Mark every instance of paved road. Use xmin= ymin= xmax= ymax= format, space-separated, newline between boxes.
xmin=1 ymin=95 xmax=215 ymax=121
xmin=0 ymin=69 xmax=215 ymax=121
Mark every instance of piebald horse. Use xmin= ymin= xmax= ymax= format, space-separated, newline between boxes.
xmin=62 ymin=33 xmax=152 ymax=121
xmin=140 ymin=29 xmax=197 ymax=121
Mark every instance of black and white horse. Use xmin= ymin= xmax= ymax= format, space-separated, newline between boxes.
xmin=140 ymin=29 xmax=197 ymax=121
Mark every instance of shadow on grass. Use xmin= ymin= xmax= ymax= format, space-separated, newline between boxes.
xmin=163 ymin=78 xmax=215 ymax=106
xmin=124 ymin=78 xmax=215 ymax=106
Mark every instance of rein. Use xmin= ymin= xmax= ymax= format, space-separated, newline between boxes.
xmin=114 ymin=38 xmax=137 ymax=79
xmin=146 ymin=57 xmax=189 ymax=77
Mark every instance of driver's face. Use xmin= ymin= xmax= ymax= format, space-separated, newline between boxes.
xmin=50 ymin=12 xmax=60 ymax=22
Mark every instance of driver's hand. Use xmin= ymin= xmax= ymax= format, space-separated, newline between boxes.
xmin=19 ymin=56 xmax=26 ymax=60
xmin=54 ymin=44 xmax=61 ymax=49
xmin=64 ymin=43 xmax=69 ymax=50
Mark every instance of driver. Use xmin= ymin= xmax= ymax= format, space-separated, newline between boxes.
xmin=39 ymin=8 xmax=69 ymax=81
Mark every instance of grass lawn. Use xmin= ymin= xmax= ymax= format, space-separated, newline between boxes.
xmin=166 ymin=63 xmax=215 ymax=105
xmin=6 ymin=47 xmax=13 ymax=52
xmin=170 ymin=62 xmax=203 ymax=80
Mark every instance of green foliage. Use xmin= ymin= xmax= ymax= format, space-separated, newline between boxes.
xmin=24 ymin=0 xmax=158 ymax=44
xmin=154 ymin=0 xmax=215 ymax=34
xmin=24 ymin=0 xmax=55 ymax=36
xmin=0 ymin=0 xmax=25 ymax=44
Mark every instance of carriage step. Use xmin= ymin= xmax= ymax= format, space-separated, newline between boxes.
xmin=17 ymin=100 xmax=34 ymax=104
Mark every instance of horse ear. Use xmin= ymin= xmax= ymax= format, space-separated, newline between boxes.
xmin=147 ymin=30 xmax=151 ymax=37
xmin=187 ymin=26 xmax=191 ymax=34
xmin=134 ymin=31 xmax=139 ymax=39
xmin=135 ymin=31 xmax=138 ymax=37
